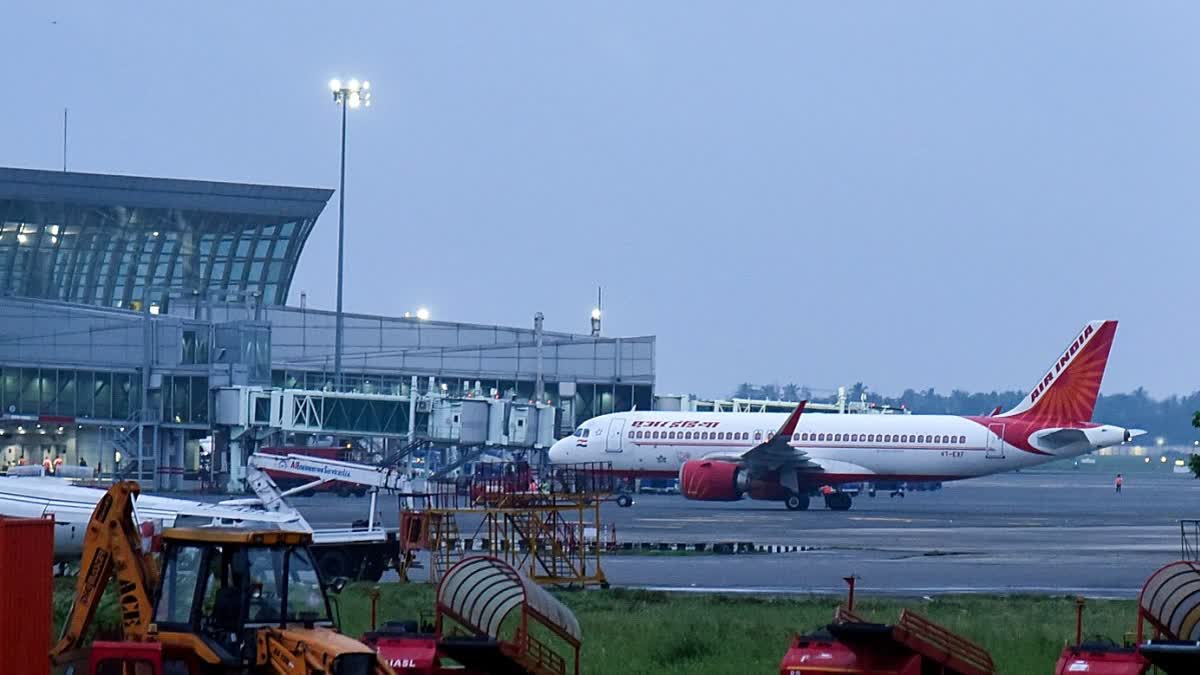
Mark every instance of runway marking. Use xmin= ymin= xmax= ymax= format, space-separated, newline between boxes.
xmin=848 ymin=516 xmax=915 ymax=523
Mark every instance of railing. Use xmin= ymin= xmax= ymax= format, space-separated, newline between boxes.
xmin=516 ymin=631 xmax=568 ymax=675
xmin=1181 ymin=520 xmax=1200 ymax=560
xmin=893 ymin=609 xmax=995 ymax=675
xmin=425 ymin=461 xmax=615 ymax=510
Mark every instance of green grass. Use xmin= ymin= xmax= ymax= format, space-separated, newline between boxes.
xmin=55 ymin=579 xmax=1137 ymax=675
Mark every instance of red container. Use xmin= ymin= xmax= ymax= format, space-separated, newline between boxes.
xmin=1055 ymin=646 xmax=1147 ymax=675
xmin=0 ymin=516 xmax=54 ymax=675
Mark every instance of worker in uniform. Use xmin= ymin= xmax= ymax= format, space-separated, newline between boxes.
xmin=1115 ymin=473 xmax=1123 ymax=494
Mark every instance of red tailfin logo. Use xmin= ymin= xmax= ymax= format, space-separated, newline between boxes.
xmin=1001 ymin=321 xmax=1117 ymax=426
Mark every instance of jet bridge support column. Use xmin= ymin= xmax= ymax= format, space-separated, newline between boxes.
xmin=226 ymin=439 xmax=244 ymax=494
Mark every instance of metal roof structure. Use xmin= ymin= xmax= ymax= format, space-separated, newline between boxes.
xmin=1139 ymin=560 xmax=1200 ymax=641
xmin=437 ymin=556 xmax=581 ymax=643
xmin=0 ymin=166 xmax=332 ymax=308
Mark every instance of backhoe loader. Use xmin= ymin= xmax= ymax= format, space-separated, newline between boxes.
xmin=50 ymin=480 xmax=394 ymax=674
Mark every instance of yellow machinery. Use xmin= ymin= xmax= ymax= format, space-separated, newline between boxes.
xmin=51 ymin=481 xmax=395 ymax=674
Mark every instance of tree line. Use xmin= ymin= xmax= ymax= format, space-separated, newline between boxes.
xmin=729 ymin=382 xmax=1200 ymax=445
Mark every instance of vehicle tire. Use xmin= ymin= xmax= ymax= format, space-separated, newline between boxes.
xmin=316 ymin=549 xmax=351 ymax=579
xmin=825 ymin=492 xmax=852 ymax=511
xmin=868 ymin=489 xmax=877 ymax=498
xmin=784 ymin=494 xmax=809 ymax=511
xmin=616 ymin=494 xmax=634 ymax=508
xmin=361 ymin=555 xmax=386 ymax=583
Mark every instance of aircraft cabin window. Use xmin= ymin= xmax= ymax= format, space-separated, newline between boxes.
xmin=628 ymin=431 xmax=635 ymax=439
xmin=867 ymin=434 xmax=874 ymax=442
xmin=934 ymin=435 xmax=942 ymax=443
xmin=792 ymin=433 xmax=800 ymax=442
xmin=884 ymin=434 xmax=892 ymax=442
xmin=754 ymin=432 xmax=762 ymax=441
xmin=833 ymin=434 xmax=841 ymax=442
xmin=901 ymin=435 xmax=908 ymax=443
xmin=960 ymin=435 xmax=967 ymax=444
xmin=918 ymin=435 xmax=926 ymax=443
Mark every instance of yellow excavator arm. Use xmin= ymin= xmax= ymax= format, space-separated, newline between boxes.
xmin=50 ymin=481 xmax=159 ymax=663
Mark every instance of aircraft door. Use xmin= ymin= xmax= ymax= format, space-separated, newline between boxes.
xmin=606 ymin=419 xmax=625 ymax=453
xmin=986 ymin=423 xmax=1006 ymax=459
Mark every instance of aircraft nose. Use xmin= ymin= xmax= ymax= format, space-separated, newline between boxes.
xmin=548 ymin=438 xmax=571 ymax=464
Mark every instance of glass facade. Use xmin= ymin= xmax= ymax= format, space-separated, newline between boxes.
xmin=0 ymin=168 xmax=331 ymax=309
xmin=0 ymin=366 xmax=141 ymax=420
xmin=271 ymin=368 xmax=651 ymax=426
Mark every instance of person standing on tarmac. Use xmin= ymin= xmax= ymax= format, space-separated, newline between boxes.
xmin=1115 ymin=473 xmax=1124 ymax=493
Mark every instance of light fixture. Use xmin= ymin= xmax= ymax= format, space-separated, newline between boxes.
xmin=17 ymin=234 xmax=27 ymax=244
xmin=591 ymin=308 xmax=602 ymax=320
xmin=149 ymin=304 xmax=160 ymax=315
xmin=416 ymin=307 xmax=430 ymax=321
xmin=329 ymin=75 xmax=373 ymax=390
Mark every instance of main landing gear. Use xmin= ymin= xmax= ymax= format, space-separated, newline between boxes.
xmin=824 ymin=492 xmax=852 ymax=511
xmin=784 ymin=493 xmax=810 ymax=511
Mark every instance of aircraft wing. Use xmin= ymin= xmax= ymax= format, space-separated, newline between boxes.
xmin=137 ymin=493 xmax=305 ymax=527
xmin=701 ymin=402 xmax=820 ymax=472
xmin=0 ymin=477 xmax=304 ymax=528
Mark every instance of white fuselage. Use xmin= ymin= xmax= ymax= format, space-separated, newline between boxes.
xmin=0 ymin=477 xmax=303 ymax=560
xmin=548 ymin=411 xmax=1118 ymax=482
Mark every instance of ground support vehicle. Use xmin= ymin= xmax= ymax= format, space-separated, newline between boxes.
xmin=49 ymin=480 xmax=395 ymax=674
xmin=362 ymin=556 xmax=581 ymax=675
xmin=780 ymin=606 xmax=995 ymax=675
xmin=244 ymin=453 xmax=416 ymax=582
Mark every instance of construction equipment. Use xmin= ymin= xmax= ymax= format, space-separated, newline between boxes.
xmin=50 ymin=480 xmax=395 ymax=674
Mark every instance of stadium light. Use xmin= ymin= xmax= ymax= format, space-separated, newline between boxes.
xmin=416 ymin=307 xmax=431 ymax=321
xmin=329 ymin=76 xmax=373 ymax=389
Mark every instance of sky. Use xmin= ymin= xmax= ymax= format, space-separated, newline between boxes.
xmin=3 ymin=2 xmax=1197 ymax=400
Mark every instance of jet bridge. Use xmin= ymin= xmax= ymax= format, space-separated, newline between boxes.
xmin=215 ymin=385 xmax=560 ymax=490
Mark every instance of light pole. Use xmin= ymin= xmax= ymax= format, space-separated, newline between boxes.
xmin=329 ymin=77 xmax=372 ymax=389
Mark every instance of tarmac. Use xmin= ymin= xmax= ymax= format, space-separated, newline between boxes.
xmin=293 ymin=470 xmax=1199 ymax=598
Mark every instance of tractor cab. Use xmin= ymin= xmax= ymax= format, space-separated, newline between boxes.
xmin=151 ymin=528 xmax=334 ymax=666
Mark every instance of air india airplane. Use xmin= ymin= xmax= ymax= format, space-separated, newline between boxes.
xmin=548 ymin=320 xmax=1142 ymax=511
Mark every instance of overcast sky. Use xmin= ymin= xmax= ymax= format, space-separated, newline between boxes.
xmin=4 ymin=3 xmax=1197 ymax=399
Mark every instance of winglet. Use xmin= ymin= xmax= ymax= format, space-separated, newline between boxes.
xmin=988 ymin=405 xmax=1002 ymax=416
xmin=778 ymin=400 xmax=807 ymax=438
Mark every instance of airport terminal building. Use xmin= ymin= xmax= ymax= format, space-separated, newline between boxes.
xmin=0 ymin=167 xmax=654 ymax=488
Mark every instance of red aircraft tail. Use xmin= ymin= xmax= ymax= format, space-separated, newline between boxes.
xmin=997 ymin=320 xmax=1117 ymax=426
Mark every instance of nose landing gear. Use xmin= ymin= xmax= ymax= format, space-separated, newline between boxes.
xmin=784 ymin=494 xmax=810 ymax=511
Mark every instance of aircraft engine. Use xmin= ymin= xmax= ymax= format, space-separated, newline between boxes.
xmin=678 ymin=460 xmax=748 ymax=501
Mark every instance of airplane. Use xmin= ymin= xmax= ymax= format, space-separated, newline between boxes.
xmin=548 ymin=320 xmax=1143 ymax=511
xmin=0 ymin=474 xmax=305 ymax=560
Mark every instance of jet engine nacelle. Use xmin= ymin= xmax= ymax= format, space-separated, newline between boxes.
xmin=678 ymin=460 xmax=749 ymax=501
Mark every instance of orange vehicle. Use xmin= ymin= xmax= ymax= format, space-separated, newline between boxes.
xmin=51 ymin=481 xmax=395 ymax=674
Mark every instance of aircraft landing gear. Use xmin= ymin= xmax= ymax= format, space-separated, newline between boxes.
xmin=824 ymin=492 xmax=852 ymax=511
xmin=784 ymin=493 xmax=810 ymax=511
